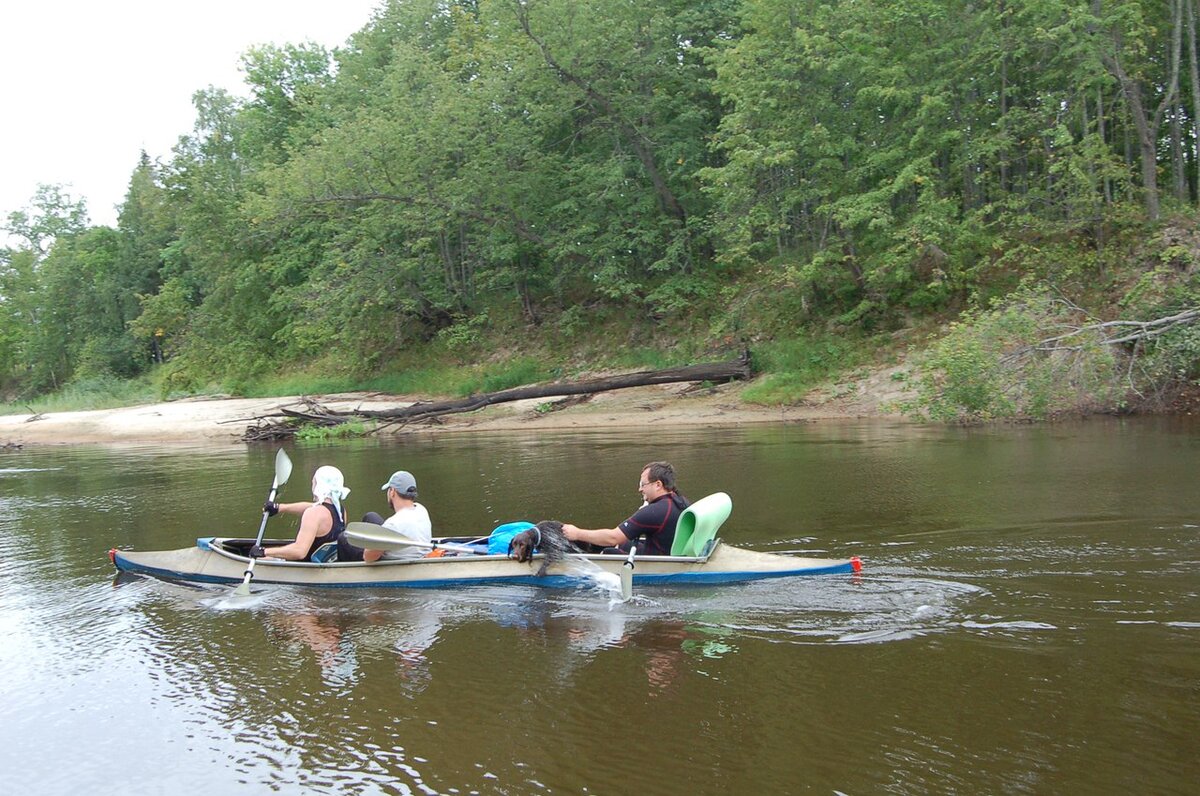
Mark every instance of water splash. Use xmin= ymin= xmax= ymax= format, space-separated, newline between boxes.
xmin=561 ymin=556 xmax=625 ymax=602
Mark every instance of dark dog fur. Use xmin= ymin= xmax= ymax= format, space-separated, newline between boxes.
xmin=508 ymin=520 xmax=580 ymax=576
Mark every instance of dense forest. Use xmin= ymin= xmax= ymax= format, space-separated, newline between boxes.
xmin=2 ymin=0 xmax=1199 ymax=420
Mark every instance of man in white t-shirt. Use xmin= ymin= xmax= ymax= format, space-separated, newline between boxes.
xmin=362 ymin=470 xmax=433 ymax=561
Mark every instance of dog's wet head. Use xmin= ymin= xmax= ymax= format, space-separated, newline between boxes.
xmin=507 ymin=529 xmax=538 ymax=563
xmin=508 ymin=522 xmax=571 ymax=574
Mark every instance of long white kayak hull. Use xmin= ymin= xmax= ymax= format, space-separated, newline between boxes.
xmin=110 ymin=537 xmax=861 ymax=589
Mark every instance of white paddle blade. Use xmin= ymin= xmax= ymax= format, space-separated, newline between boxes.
xmin=274 ymin=448 xmax=293 ymax=487
xmin=344 ymin=522 xmax=431 ymax=551
xmin=344 ymin=522 xmax=480 ymax=554
xmin=619 ymin=545 xmax=637 ymax=601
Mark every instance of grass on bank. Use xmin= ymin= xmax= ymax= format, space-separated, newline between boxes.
xmin=0 ymin=375 xmax=161 ymax=417
xmin=741 ymin=335 xmax=877 ymax=405
xmin=238 ymin=356 xmax=563 ymax=400
xmin=0 ymin=331 xmax=875 ymax=417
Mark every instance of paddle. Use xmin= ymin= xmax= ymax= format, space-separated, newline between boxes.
xmin=233 ymin=448 xmax=294 ymax=596
xmin=619 ymin=544 xmax=637 ymax=601
xmin=344 ymin=521 xmax=481 ymax=554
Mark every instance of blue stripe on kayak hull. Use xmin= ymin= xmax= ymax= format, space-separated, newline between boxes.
xmin=113 ymin=552 xmax=242 ymax=585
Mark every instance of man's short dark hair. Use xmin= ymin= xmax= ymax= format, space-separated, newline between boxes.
xmin=643 ymin=461 xmax=676 ymax=491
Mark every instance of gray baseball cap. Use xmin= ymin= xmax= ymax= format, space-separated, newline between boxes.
xmin=381 ymin=470 xmax=417 ymax=496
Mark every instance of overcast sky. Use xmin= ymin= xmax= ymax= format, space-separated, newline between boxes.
xmin=0 ymin=1 xmax=381 ymax=230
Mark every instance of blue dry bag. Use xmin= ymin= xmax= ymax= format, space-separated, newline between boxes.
xmin=487 ymin=521 xmax=537 ymax=554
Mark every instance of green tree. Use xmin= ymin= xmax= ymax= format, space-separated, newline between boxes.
xmin=0 ymin=185 xmax=91 ymax=391
xmin=239 ymin=42 xmax=335 ymax=164
xmin=1091 ymin=0 xmax=1186 ymax=220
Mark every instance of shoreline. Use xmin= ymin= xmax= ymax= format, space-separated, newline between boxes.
xmin=0 ymin=379 xmax=905 ymax=446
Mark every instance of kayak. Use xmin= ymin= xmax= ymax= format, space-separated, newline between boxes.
xmin=107 ymin=491 xmax=861 ymax=589
xmin=109 ymin=536 xmax=862 ymax=589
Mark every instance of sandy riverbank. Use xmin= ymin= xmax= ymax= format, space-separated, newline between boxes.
xmin=0 ymin=370 xmax=911 ymax=446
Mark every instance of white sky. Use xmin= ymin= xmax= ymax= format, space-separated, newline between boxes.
xmin=0 ymin=1 xmax=381 ymax=229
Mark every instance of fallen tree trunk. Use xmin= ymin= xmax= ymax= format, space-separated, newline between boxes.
xmin=241 ymin=351 xmax=753 ymax=441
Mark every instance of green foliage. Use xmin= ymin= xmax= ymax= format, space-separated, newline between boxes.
xmin=1115 ymin=227 xmax=1200 ymax=388
xmin=129 ymin=279 xmax=192 ymax=360
xmin=644 ymin=273 xmax=723 ymax=316
xmin=701 ymin=0 xmax=1170 ymax=324
xmin=908 ymin=287 xmax=1121 ymax=422
xmin=913 ymin=318 xmax=1020 ymax=421
xmin=742 ymin=334 xmax=869 ymax=405
xmin=294 ymin=420 xmax=371 ymax=441
xmin=609 ymin=348 xmax=684 ymax=371
xmin=3 ymin=184 xmax=88 ymax=252
xmin=358 ymin=368 xmax=474 ymax=397
xmin=239 ymin=43 xmax=334 ymax=163
xmin=1 ymin=0 xmax=1196 ymax=420
xmin=554 ymin=305 xmax=593 ymax=340
xmin=150 ymin=358 xmax=209 ymax=401
xmin=459 ymin=359 xmax=556 ymax=396
xmin=1139 ymin=324 xmax=1200 ymax=386
xmin=236 ymin=356 xmax=558 ymax=401
xmin=0 ymin=375 xmax=157 ymax=416
xmin=74 ymin=336 xmax=143 ymax=380
xmin=436 ymin=314 xmax=491 ymax=354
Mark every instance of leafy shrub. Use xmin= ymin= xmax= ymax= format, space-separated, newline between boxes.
xmin=555 ymin=305 xmax=590 ymax=340
xmin=1139 ymin=324 xmax=1200 ymax=386
xmin=643 ymin=273 xmax=720 ymax=316
xmin=436 ymin=313 xmax=490 ymax=354
xmin=295 ymin=421 xmax=371 ymax=441
xmin=908 ymin=286 xmax=1120 ymax=422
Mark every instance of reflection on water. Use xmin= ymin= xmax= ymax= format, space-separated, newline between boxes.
xmin=1 ymin=420 xmax=1198 ymax=794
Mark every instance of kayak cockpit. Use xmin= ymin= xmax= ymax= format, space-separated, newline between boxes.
xmin=198 ymin=535 xmax=719 ymax=566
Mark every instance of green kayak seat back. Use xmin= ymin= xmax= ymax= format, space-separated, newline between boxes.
xmin=671 ymin=492 xmax=732 ymax=557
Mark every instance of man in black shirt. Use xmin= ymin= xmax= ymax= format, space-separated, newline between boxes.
xmin=562 ymin=461 xmax=690 ymax=556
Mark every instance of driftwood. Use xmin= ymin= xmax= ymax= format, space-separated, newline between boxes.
xmin=240 ymin=351 xmax=753 ymax=442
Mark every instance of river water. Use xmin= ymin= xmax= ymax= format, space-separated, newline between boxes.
xmin=1 ymin=419 xmax=1197 ymax=794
